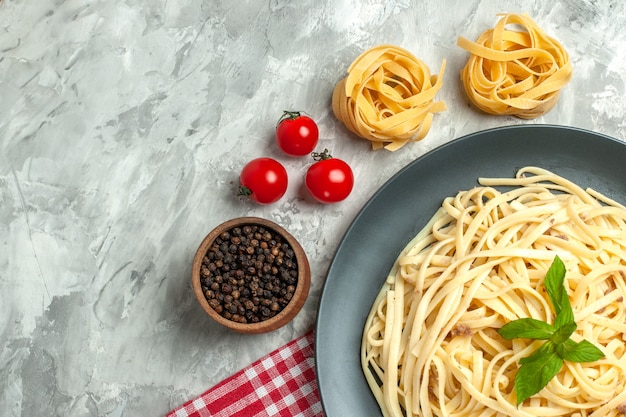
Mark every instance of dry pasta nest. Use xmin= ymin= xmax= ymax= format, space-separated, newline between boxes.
xmin=457 ymin=13 xmax=572 ymax=119
xmin=332 ymin=45 xmax=446 ymax=151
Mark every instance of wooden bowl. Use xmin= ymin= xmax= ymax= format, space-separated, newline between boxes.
xmin=192 ymin=217 xmax=311 ymax=334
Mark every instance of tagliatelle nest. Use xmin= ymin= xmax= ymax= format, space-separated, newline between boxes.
xmin=457 ymin=13 xmax=572 ymax=119
xmin=332 ymin=45 xmax=446 ymax=151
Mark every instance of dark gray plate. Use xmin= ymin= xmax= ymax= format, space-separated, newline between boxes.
xmin=314 ymin=124 xmax=626 ymax=416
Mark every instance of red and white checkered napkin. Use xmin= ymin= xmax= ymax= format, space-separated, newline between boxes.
xmin=166 ymin=330 xmax=324 ymax=417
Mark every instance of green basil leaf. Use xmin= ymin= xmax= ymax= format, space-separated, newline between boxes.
xmin=544 ymin=256 xmax=566 ymax=315
xmin=515 ymin=344 xmax=563 ymax=406
xmin=518 ymin=340 xmax=556 ymax=365
xmin=550 ymin=322 xmax=577 ymax=344
xmin=554 ymin=290 xmax=575 ymax=329
xmin=543 ymin=255 xmax=575 ymax=330
xmin=498 ymin=318 xmax=555 ymax=340
xmin=557 ymin=339 xmax=605 ymax=363
xmin=499 ymin=255 xmax=605 ymax=407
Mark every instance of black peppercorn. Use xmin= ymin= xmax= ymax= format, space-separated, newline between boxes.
xmin=200 ymin=223 xmax=299 ymax=324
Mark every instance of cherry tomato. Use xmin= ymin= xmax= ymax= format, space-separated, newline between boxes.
xmin=239 ymin=158 xmax=288 ymax=204
xmin=305 ymin=149 xmax=354 ymax=204
xmin=275 ymin=111 xmax=319 ymax=157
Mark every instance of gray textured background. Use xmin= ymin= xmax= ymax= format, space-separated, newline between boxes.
xmin=1 ymin=0 xmax=625 ymax=416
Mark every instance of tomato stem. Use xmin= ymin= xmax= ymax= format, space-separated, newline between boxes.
xmin=312 ymin=148 xmax=332 ymax=161
xmin=277 ymin=110 xmax=301 ymax=126
xmin=238 ymin=185 xmax=252 ymax=197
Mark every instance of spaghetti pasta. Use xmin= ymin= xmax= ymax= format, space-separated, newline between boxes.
xmin=362 ymin=167 xmax=626 ymax=417
xmin=457 ymin=14 xmax=572 ymax=119
xmin=332 ymin=45 xmax=446 ymax=151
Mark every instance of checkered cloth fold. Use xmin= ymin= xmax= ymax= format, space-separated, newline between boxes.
xmin=167 ymin=330 xmax=324 ymax=417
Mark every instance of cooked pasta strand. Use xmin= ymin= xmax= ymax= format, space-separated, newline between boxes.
xmin=362 ymin=167 xmax=626 ymax=417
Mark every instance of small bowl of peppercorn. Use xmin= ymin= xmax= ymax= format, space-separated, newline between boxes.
xmin=192 ymin=217 xmax=311 ymax=334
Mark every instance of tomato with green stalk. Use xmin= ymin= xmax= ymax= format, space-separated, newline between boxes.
xmin=238 ymin=158 xmax=288 ymax=204
xmin=275 ymin=111 xmax=319 ymax=157
xmin=305 ymin=149 xmax=354 ymax=204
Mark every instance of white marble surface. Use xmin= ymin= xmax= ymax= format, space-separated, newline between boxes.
xmin=1 ymin=0 xmax=625 ymax=416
